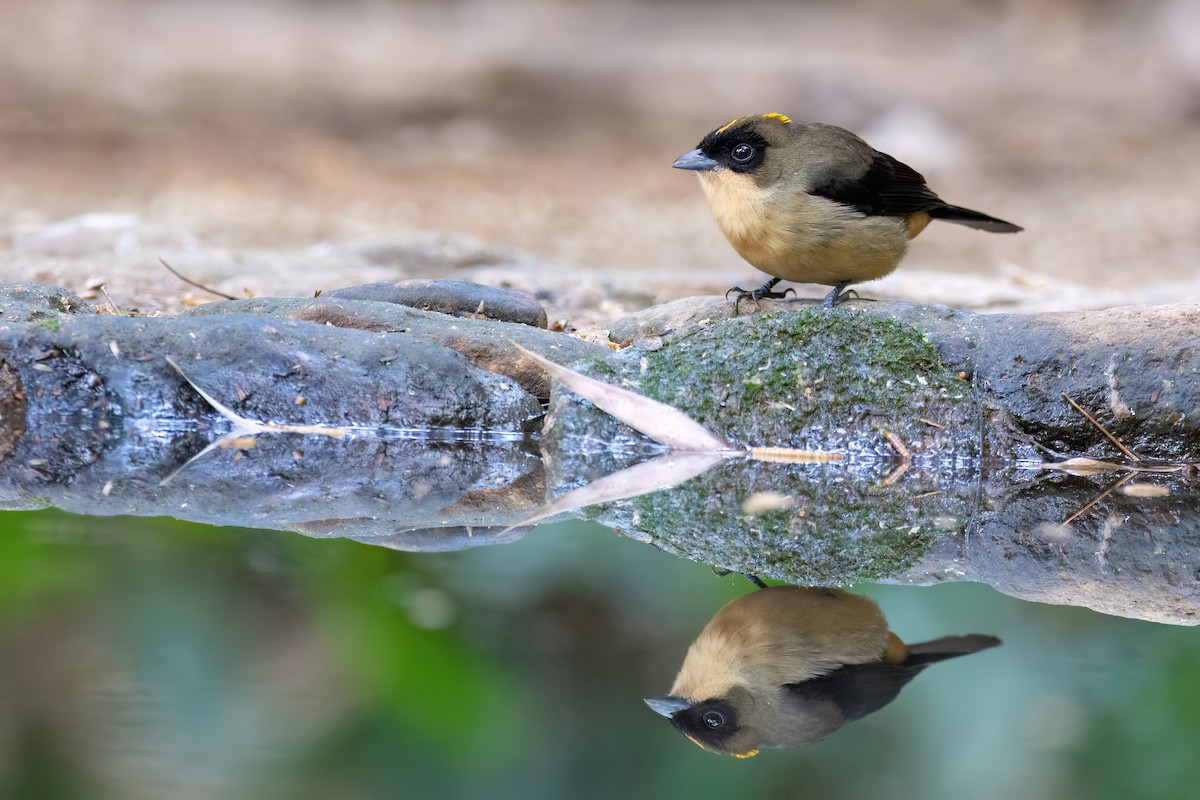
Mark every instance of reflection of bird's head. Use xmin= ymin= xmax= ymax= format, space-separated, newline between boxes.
xmin=645 ymin=586 xmax=1000 ymax=756
xmin=646 ymin=689 xmax=763 ymax=758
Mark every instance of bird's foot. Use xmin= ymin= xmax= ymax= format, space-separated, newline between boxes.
xmin=822 ymin=281 xmax=860 ymax=307
xmin=711 ymin=566 xmax=769 ymax=589
xmin=726 ymin=278 xmax=793 ymax=315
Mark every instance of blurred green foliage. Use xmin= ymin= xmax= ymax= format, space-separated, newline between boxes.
xmin=0 ymin=509 xmax=1197 ymax=800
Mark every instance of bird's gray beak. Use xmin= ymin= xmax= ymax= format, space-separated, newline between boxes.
xmin=644 ymin=696 xmax=690 ymax=718
xmin=671 ymin=149 xmax=719 ymax=171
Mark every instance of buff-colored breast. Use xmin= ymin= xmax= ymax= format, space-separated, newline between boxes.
xmin=698 ymin=170 xmax=916 ymax=287
xmin=669 ymin=587 xmax=895 ymax=703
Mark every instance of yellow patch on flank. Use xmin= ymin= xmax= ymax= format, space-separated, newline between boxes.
xmin=906 ymin=210 xmax=931 ymax=238
xmin=762 ymin=112 xmax=791 ymax=125
xmin=734 ymin=749 xmax=760 ymax=759
xmin=882 ymin=631 xmax=909 ymax=665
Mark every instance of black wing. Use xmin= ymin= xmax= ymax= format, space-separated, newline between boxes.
xmin=784 ymin=634 xmax=1001 ymax=723
xmin=784 ymin=662 xmax=925 ymax=723
xmin=809 ymin=152 xmax=944 ymax=217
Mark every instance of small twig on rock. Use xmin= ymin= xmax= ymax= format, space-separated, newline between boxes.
xmin=158 ymin=257 xmax=237 ymax=300
xmin=878 ymin=429 xmax=912 ymax=487
xmin=1040 ymin=457 xmax=1190 ymax=475
xmin=1061 ymin=472 xmax=1135 ymax=527
xmin=98 ymin=285 xmax=122 ymax=315
xmin=746 ymin=447 xmax=843 ymax=464
xmin=880 ymin=428 xmax=912 ymax=463
xmin=1062 ymin=391 xmax=1140 ymax=461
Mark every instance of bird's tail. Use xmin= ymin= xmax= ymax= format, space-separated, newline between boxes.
xmin=904 ymin=634 xmax=1002 ymax=666
xmin=930 ymin=205 xmax=1023 ymax=233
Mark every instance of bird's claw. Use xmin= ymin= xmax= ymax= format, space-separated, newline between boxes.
xmin=727 ymin=283 xmax=793 ymax=315
xmin=726 ymin=286 xmax=793 ymax=302
xmin=822 ymin=281 xmax=859 ymax=307
xmin=711 ymin=566 xmax=769 ymax=589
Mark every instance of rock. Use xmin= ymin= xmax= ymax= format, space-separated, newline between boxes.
xmin=4 ymin=278 xmax=1199 ymax=623
xmin=325 ymin=279 xmax=548 ymax=328
xmin=607 ymin=295 xmax=736 ymax=343
xmin=587 ymin=453 xmax=1200 ymax=625
xmin=0 ymin=283 xmax=94 ymax=326
xmin=608 ymin=297 xmax=1200 ymax=461
xmin=185 ymin=295 xmax=612 ymax=400
xmin=568 ymin=304 xmax=980 ymax=456
xmin=297 ymin=524 xmax=534 ymax=552
xmin=900 ymin=477 xmax=1200 ymax=625
xmin=0 ymin=304 xmax=548 ymax=536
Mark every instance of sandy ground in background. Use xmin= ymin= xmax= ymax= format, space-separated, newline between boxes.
xmin=1 ymin=0 xmax=1199 ymax=319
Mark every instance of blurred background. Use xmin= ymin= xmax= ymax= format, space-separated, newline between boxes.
xmin=3 ymin=1 xmax=1200 ymax=798
xmin=2 ymin=0 xmax=1199 ymax=309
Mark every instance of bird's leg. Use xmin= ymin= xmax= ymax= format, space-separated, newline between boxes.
xmin=711 ymin=566 xmax=769 ymax=589
xmin=822 ymin=280 xmax=857 ymax=307
xmin=726 ymin=277 xmax=788 ymax=300
xmin=725 ymin=277 xmax=794 ymax=315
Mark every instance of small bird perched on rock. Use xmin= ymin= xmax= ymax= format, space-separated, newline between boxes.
xmin=672 ymin=113 xmax=1022 ymax=308
xmin=644 ymin=586 xmax=1000 ymax=756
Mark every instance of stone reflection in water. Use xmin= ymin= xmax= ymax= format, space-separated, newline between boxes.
xmin=645 ymin=586 xmax=1000 ymax=756
xmin=587 ymin=456 xmax=1199 ymax=625
xmin=0 ymin=292 xmax=550 ymax=547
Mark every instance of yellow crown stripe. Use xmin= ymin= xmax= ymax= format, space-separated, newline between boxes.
xmin=716 ymin=117 xmax=745 ymax=134
xmin=717 ymin=113 xmax=791 ymax=134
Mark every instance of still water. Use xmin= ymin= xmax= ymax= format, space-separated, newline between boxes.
xmin=1 ymin=486 xmax=1197 ymax=800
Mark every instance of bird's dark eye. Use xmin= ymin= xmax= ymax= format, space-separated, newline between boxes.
xmin=702 ymin=711 xmax=725 ymax=729
xmin=731 ymin=143 xmax=755 ymax=162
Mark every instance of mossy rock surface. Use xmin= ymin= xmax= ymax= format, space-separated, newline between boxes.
xmin=594 ymin=459 xmax=976 ymax=585
xmin=552 ymin=307 xmax=982 ymax=583
xmin=633 ymin=309 xmax=977 ymax=457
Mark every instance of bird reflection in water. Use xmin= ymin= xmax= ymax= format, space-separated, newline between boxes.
xmin=645 ymin=586 xmax=999 ymax=757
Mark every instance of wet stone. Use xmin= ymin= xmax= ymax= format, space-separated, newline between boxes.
xmin=325 ymin=279 xmax=549 ymax=328
xmin=297 ymin=524 xmax=534 ymax=553
xmin=0 ymin=310 xmax=544 ymax=513
xmin=185 ymin=295 xmax=611 ymax=400
xmin=0 ymin=361 xmax=28 ymax=464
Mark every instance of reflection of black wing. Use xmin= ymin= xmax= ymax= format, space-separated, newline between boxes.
xmin=785 ymin=633 xmax=1002 ymax=723
xmin=906 ymin=634 xmax=1002 ymax=664
xmin=809 ymin=152 xmax=943 ymax=217
xmin=785 ymin=662 xmax=924 ymax=723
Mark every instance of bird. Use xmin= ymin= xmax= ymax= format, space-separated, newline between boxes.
xmin=644 ymin=586 xmax=1000 ymax=757
xmin=672 ymin=113 xmax=1022 ymax=309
